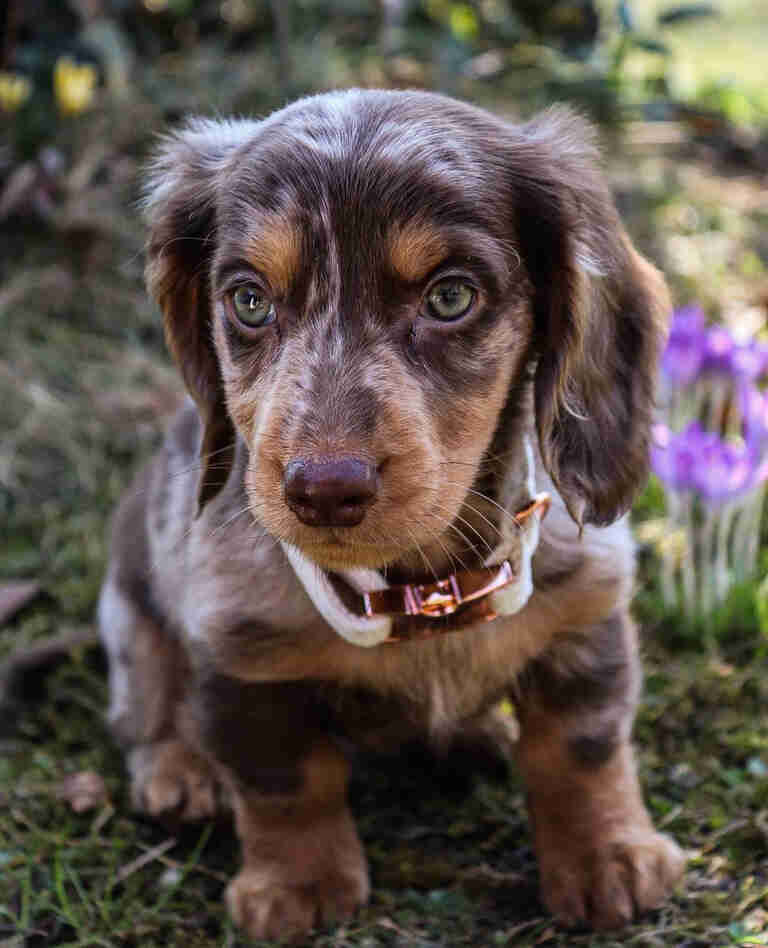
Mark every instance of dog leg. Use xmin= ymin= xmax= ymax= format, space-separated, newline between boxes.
xmin=190 ymin=675 xmax=369 ymax=942
xmin=515 ymin=612 xmax=685 ymax=930
xmin=98 ymin=578 xmax=218 ymax=822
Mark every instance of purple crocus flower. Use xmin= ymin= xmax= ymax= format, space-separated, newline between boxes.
xmin=742 ymin=384 xmax=768 ymax=461
xmin=651 ymin=421 xmax=745 ymax=501
xmin=653 ymin=305 xmax=768 ymax=614
xmin=693 ymin=433 xmax=754 ymax=501
xmin=701 ymin=331 xmax=768 ymax=381
xmin=655 ymin=306 xmax=768 ymax=503
xmin=661 ymin=306 xmax=707 ymax=384
xmin=731 ymin=339 xmax=768 ymax=381
xmin=701 ymin=326 xmax=735 ymax=375
xmin=652 ymin=391 xmax=768 ymax=503
xmin=650 ymin=421 xmax=699 ymax=491
xmin=662 ymin=307 xmax=768 ymax=385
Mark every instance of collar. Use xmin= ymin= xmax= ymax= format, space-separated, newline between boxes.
xmin=282 ymin=436 xmax=550 ymax=647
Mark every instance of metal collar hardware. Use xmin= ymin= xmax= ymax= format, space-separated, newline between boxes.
xmin=355 ymin=492 xmax=551 ymax=642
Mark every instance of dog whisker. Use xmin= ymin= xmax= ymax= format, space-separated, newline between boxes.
xmin=121 ymin=442 xmax=239 ymax=504
xmin=425 ymin=500 xmax=496 ymax=559
xmin=428 ymin=494 xmax=502 ymax=548
xmin=417 ymin=484 xmax=503 ymax=549
xmin=205 ymin=504 xmax=254 ymax=541
xmin=410 ymin=513 xmax=470 ymax=575
xmin=442 ymin=482 xmax=524 ymax=533
xmin=404 ymin=525 xmax=440 ymax=583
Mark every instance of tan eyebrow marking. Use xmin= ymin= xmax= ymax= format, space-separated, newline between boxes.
xmin=388 ymin=220 xmax=448 ymax=283
xmin=245 ymin=215 xmax=302 ymax=295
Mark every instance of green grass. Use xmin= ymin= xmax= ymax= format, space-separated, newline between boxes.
xmin=2 ymin=16 xmax=768 ymax=947
xmin=2 ymin=633 xmax=768 ymax=946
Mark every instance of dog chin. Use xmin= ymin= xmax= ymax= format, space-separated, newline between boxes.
xmin=294 ymin=540 xmax=400 ymax=572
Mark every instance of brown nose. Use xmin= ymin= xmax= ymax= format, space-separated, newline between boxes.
xmin=284 ymin=458 xmax=379 ymax=527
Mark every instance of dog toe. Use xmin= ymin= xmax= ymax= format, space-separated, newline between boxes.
xmin=128 ymin=739 xmax=218 ymax=822
xmin=542 ymin=828 xmax=685 ymax=931
xmin=226 ymin=869 xmax=366 ymax=943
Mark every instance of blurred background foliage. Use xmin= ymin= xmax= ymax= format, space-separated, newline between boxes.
xmin=2 ymin=0 xmax=768 ymax=254
xmin=2 ymin=0 xmax=768 ymax=160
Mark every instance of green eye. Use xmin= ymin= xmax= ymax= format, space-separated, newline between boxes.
xmin=232 ymin=285 xmax=275 ymax=327
xmin=426 ymin=279 xmax=475 ymax=321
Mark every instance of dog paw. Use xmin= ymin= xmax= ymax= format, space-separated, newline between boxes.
xmin=540 ymin=828 xmax=685 ymax=930
xmin=226 ymin=865 xmax=369 ymax=943
xmin=128 ymin=739 xmax=218 ymax=822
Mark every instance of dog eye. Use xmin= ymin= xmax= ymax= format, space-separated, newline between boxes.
xmin=426 ymin=279 xmax=475 ymax=321
xmin=232 ymin=285 xmax=276 ymax=327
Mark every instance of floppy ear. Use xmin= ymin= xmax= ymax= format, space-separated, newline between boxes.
xmin=509 ymin=107 xmax=670 ymax=527
xmin=143 ymin=119 xmax=250 ymax=513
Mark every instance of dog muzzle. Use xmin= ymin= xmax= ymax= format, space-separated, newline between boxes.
xmin=282 ymin=436 xmax=550 ymax=647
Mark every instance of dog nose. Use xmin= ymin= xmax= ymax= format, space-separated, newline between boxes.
xmin=284 ymin=458 xmax=379 ymax=527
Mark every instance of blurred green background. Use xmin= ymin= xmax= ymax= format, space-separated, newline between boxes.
xmin=1 ymin=2 xmax=768 ymax=946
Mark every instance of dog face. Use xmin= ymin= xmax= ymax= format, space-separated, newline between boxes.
xmin=144 ymin=90 xmax=668 ymax=571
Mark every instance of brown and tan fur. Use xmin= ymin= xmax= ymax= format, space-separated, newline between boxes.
xmin=99 ymin=90 xmax=684 ymax=942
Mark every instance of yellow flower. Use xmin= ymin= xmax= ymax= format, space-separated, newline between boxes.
xmin=449 ymin=4 xmax=479 ymax=41
xmin=53 ymin=57 xmax=98 ymax=116
xmin=0 ymin=72 xmax=32 ymax=112
xmin=498 ymin=698 xmax=516 ymax=718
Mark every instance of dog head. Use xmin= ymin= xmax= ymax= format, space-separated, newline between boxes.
xmin=144 ymin=90 xmax=669 ymax=572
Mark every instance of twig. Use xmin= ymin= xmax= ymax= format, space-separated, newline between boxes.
xmin=0 ymin=628 xmax=99 ymax=705
xmin=135 ymin=841 xmax=229 ymax=883
xmin=114 ymin=838 xmax=177 ymax=884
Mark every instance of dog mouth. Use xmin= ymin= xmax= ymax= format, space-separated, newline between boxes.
xmin=273 ymin=491 xmax=488 ymax=572
xmin=251 ymin=459 xmax=494 ymax=573
xmin=294 ymin=533 xmax=404 ymax=570
xmin=260 ymin=435 xmax=549 ymax=647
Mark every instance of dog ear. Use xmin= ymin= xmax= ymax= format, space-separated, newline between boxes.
xmin=143 ymin=120 xmax=250 ymax=513
xmin=508 ymin=107 xmax=670 ymax=527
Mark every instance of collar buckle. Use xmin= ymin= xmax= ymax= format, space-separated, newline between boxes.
xmin=363 ymin=559 xmax=518 ymax=623
xmin=334 ymin=490 xmax=552 ymax=645
xmin=407 ymin=575 xmax=462 ymax=617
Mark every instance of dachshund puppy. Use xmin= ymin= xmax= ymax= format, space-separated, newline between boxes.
xmin=99 ymin=90 xmax=684 ymax=941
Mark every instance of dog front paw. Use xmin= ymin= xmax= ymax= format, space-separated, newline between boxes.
xmin=128 ymin=739 xmax=218 ymax=822
xmin=540 ymin=828 xmax=685 ymax=930
xmin=226 ymin=798 xmax=369 ymax=943
xmin=226 ymin=863 xmax=369 ymax=943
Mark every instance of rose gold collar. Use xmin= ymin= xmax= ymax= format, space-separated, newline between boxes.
xmin=281 ymin=489 xmax=551 ymax=649
xmin=353 ymin=493 xmax=551 ymax=643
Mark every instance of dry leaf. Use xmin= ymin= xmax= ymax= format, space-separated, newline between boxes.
xmin=55 ymin=771 xmax=108 ymax=813
xmin=0 ymin=582 xmax=40 ymax=625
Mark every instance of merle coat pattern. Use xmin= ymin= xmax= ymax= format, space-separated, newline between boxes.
xmin=99 ymin=90 xmax=684 ymax=942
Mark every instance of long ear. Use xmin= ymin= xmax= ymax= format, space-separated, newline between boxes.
xmin=510 ymin=107 xmax=670 ymax=527
xmin=143 ymin=119 xmax=250 ymax=512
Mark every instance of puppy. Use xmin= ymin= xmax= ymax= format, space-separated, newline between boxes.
xmin=99 ymin=89 xmax=685 ymax=941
